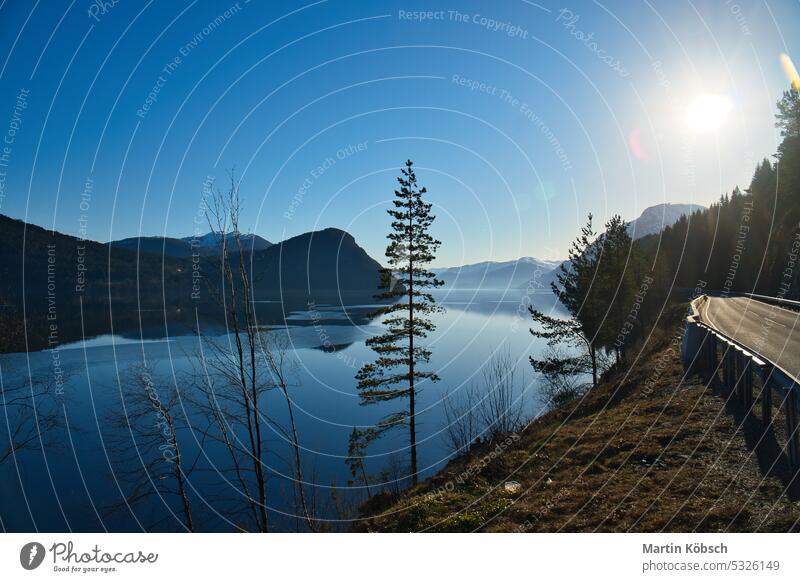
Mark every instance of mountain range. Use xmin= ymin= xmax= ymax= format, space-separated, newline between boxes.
xmin=106 ymin=228 xmax=378 ymax=294
xmin=182 ymin=231 xmax=273 ymax=252
xmin=0 ymin=214 xmax=384 ymax=349
xmin=435 ymin=202 xmax=704 ymax=290
xmin=108 ymin=231 xmax=272 ymax=258
xmin=434 ymin=257 xmax=562 ymax=290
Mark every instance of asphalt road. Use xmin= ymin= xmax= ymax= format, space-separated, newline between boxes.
xmin=699 ymin=296 xmax=800 ymax=380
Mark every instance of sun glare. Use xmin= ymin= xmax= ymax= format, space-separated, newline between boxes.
xmin=686 ymin=94 xmax=733 ymax=133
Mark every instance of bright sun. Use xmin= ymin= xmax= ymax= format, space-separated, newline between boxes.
xmin=686 ymin=94 xmax=733 ymax=133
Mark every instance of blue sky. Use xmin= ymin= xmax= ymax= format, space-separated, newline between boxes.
xmin=0 ymin=0 xmax=798 ymax=265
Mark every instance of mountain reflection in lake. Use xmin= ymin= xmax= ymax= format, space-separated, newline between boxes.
xmin=1 ymin=289 xmax=566 ymax=532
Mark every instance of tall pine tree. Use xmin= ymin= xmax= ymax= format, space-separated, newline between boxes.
xmin=355 ymin=160 xmax=443 ymax=485
xmin=530 ymin=214 xmax=603 ymax=387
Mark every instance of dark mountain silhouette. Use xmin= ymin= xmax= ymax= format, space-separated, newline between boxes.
xmin=248 ymin=227 xmax=383 ymax=297
xmin=109 ymin=236 xmax=203 ymax=258
xmin=0 ymin=214 xmax=383 ymax=351
xmin=181 ymin=231 xmax=272 ymax=252
xmin=108 ymin=231 xmax=273 ymax=258
xmin=0 ymin=214 xmax=193 ymax=350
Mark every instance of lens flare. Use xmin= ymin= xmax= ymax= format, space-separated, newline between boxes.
xmin=780 ymin=53 xmax=800 ymax=91
xmin=628 ymin=127 xmax=649 ymax=161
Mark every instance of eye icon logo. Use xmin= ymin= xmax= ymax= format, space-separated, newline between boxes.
xmin=19 ymin=542 xmax=46 ymax=570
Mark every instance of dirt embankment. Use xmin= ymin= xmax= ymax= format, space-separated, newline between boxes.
xmin=355 ymin=306 xmax=800 ymax=532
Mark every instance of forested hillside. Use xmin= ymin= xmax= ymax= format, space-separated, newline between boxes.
xmin=640 ymin=89 xmax=800 ymax=299
xmin=0 ymin=215 xmax=384 ymax=351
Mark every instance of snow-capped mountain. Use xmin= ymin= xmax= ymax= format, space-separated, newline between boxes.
xmin=435 ymin=257 xmax=562 ymax=290
xmin=626 ymin=203 xmax=705 ymax=239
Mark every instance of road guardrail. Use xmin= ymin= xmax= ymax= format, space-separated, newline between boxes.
xmin=682 ymin=295 xmax=800 ymax=471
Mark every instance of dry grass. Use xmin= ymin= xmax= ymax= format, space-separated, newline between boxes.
xmin=354 ymin=306 xmax=800 ymax=532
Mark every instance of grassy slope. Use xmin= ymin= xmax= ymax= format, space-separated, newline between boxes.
xmin=355 ymin=305 xmax=800 ymax=532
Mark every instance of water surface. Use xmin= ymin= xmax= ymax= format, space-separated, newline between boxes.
xmin=1 ymin=288 xmax=566 ymax=531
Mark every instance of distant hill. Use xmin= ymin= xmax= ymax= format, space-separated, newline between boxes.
xmin=0 ymin=214 xmax=193 ymax=349
xmin=435 ymin=257 xmax=562 ymax=290
xmin=182 ymin=231 xmax=272 ymax=252
xmin=627 ymin=203 xmax=705 ymax=239
xmin=245 ymin=227 xmax=384 ymax=297
xmin=109 ymin=236 xmax=203 ymax=258
xmin=108 ymin=231 xmax=272 ymax=258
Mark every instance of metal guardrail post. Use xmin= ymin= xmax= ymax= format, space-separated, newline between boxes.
xmin=734 ymin=350 xmax=743 ymax=403
xmin=708 ymin=334 xmax=717 ymax=377
xmin=786 ymin=388 xmax=800 ymax=472
xmin=728 ymin=347 xmax=734 ymax=391
xmin=682 ymin=320 xmax=709 ymax=376
xmin=761 ymin=369 xmax=773 ymax=424
xmin=723 ymin=346 xmax=735 ymax=393
xmin=698 ymin=326 xmax=707 ymax=372
xmin=695 ymin=323 xmax=706 ymax=376
xmin=720 ymin=344 xmax=728 ymax=389
xmin=740 ymin=354 xmax=753 ymax=413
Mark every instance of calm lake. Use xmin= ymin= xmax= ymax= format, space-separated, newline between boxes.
xmin=1 ymin=289 xmax=566 ymax=532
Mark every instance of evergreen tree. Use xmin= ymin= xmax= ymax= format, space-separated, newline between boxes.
xmin=595 ymin=215 xmax=640 ymax=361
xmin=775 ymin=88 xmax=800 ymax=138
xmin=355 ymin=160 xmax=443 ymax=485
xmin=776 ymin=91 xmax=800 ymax=216
xmin=530 ymin=214 xmax=602 ymax=387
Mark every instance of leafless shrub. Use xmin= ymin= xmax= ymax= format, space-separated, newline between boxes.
xmin=0 ymin=361 xmax=64 ymax=465
xmin=536 ymin=345 xmax=590 ymax=411
xmin=441 ymin=347 xmax=526 ymax=454
xmin=477 ymin=347 xmax=526 ymax=437
xmin=186 ymin=172 xmax=314 ymax=532
xmin=0 ymin=305 xmax=66 ymax=464
xmin=442 ymin=383 xmax=481 ymax=454
xmin=105 ymin=361 xmax=197 ymax=531
xmin=326 ymin=480 xmax=361 ymax=530
xmin=381 ymin=453 xmax=409 ymax=497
